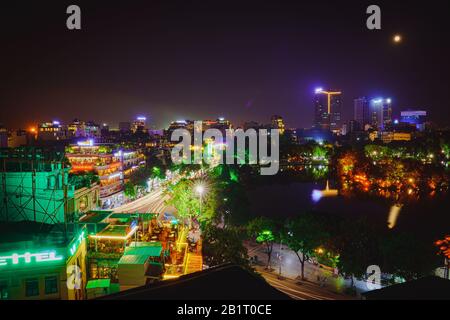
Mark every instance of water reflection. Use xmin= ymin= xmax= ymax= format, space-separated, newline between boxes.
xmin=311 ymin=181 xmax=339 ymax=203
xmin=387 ymin=204 xmax=403 ymax=229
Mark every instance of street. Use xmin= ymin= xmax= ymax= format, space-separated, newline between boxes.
xmin=246 ymin=240 xmax=375 ymax=299
xmin=256 ymin=267 xmax=352 ymax=300
xmin=113 ymin=189 xmax=176 ymax=216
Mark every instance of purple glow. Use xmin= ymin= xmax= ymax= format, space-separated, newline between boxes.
xmin=315 ymin=87 xmax=323 ymax=94
xmin=137 ymin=116 xmax=146 ymax=121
xmin=311 ymin=190 xmax=323 ymax=202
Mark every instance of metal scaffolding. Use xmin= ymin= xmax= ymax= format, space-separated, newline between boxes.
xmin=0 ymin=147 xmax=70 ymax=234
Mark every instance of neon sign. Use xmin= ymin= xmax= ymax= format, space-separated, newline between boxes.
xmin=0 ymin=250 xmax=64 ymax=268
xmin=69 ymin=230 xmax=86 ymax=256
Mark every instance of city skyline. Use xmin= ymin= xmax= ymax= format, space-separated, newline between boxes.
xmin=2 ymin=1 xmax=450 ymax=130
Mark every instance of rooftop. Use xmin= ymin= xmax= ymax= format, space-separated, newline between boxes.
xmin=362 ymin=276 xmax=450 ymax=300
xmin=124 ymin=244 xmax=163 ymax=257
xmin=100 ymin=264 xmax=291 ymax=300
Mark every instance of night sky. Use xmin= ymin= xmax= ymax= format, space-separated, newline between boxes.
xmin=2 ymin=0 xmax=450 ymax=130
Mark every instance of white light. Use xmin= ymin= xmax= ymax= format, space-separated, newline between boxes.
xmin=77 ymin=139 xmax=94 ymax=146
xmin=315 ymin=87 xmax=323 ymax=94
xmin=195 ymin=185 xmax=205 ymax=195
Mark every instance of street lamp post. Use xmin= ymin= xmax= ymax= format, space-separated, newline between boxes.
xmin=194 ymin=184 xmax=205 ymax=228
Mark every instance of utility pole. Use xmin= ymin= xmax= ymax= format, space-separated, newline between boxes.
xmin=2 ymin=159 xmax=8 ymax=222
xmin=31 ymin=161 xmax=36 ymax=222
xmin=62 ymin=160 xmax=68 ymax=240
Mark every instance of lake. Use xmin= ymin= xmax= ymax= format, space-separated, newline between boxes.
xmin=247 ymin=181 xmax=450 ymax=242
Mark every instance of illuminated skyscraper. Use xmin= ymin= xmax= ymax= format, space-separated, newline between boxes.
xmin=370 ymin=98 xmax=392 ymax=131
xmin=314 ymin=88 xmax=342 ymax=133
xmin=132 ymin=116 xmax=147 ymax=133
xmin=354 ymin=97 xmax=370 ymax=127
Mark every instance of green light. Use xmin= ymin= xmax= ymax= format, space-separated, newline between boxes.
xmin=69 ymin=230 xmax=86 ymax=256
xmin=0 ymin=250 xmax=64 ymax=268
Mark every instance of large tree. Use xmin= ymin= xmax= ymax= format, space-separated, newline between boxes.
xmin=284 ymin=213 xmax=329 ymax=280
xmin=335 ymin=217 xmax=382 ymax=287
xmin=381 ymin=232 xmax=439 ymax=282
xmin=165 ymin=178 xmax=217 ymax=224
xmin=247 ymin=217 xmax=278 ymax=269
xmin=202 ymin=224 xmax=250 ymax=269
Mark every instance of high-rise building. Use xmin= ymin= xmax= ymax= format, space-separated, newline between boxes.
xmin=38 ymin=121 xmax=68 ymax=141
xmin=101 ymin=123 xmax=110 ymax=136
xmin=271 ymin=115 xmax=285 ymax=134
xmin=369 ymin=98 xmax=392 ymax=131
xmin=354 ymin=97 xmax=370 ymax=127
xmin=314 ymin=88 xmax=342 ymax=133
xmin=68 ymin=119 xmax=100 ymax=139
xmin=132 ymin=116 xmax=146 ymax=133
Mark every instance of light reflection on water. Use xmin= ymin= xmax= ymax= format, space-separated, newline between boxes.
xmin=387 ymin=204 xmax=403 ymax=229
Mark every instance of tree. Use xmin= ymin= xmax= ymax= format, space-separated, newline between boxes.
xmin=381 ymin=232 xmax=439 ymax=281
xmin=335 ymin=217 xmax=382 ymax=287
xmin=284 ymin=213 xmax=329 ymax=280
xmin=129 ymin=167 xmax=151 ymax=187
xmin=124 ymin=181 xmax=136 ymax=199
xmin=68 ymin=172 xmax=100 ymax=189
xmin=165 ymin=178 xmax=217 ymax=225
xmin=247 ymin=217 xmax=278 ymax=269
xmin=202 ymin=224 xmax=250 ymax=269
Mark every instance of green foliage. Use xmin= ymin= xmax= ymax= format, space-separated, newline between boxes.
xmin=165 ymin=178 xmax=217 ymax=222
xmin=247 ymin=217 xmax=278 ymax=240
xmin=247 ymin=217 xmax=279 ymax=268
xmin=124 ymin=181 xmax=136 ymax=199
xmin=150 ymin=166 xmax=166 ymax=179
xmin=202 ymin=224 xmax=250 ymax=269
xmin=335 ymin=217 xmax=382 ymax=285
xmin=129 ymin=167 xmax=151 ymax=187
xmin=283 ymin=213 xmax=329 ymax=279
xmin=380 ymin=232 xmax=439 ymax=281
xmin=69 ymin=172 xmax=100 ymax=189
xmin=284 ymin=213 xmax=328 ymax=259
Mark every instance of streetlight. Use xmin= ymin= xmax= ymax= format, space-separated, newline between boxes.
xmin=194 ymin=183 xmax=206 ymax=225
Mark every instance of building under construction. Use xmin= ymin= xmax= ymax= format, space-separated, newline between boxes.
xmin=0 ymin=147 xmax=99 ymax=229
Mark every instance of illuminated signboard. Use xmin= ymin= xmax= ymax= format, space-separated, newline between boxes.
xmin=77 ymin=139 xmax=94 ymax=147
xmin=69 ymin=230 xmax=86 ymax=256
xmin=0 ymin=250 xmax=64 ymax=268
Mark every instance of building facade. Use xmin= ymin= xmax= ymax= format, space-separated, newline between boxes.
xmin=65 ymin=141 xmax=145 ymax=209
xmin=0 ymin=226 xmax=88 ymax=300
xmin=370 ymin=98 xmax=392 ymax=131
xmin=314 ymin=88 xmax=342 ymax=133
xmin=354 ymin=97 xmax=370 ymax=128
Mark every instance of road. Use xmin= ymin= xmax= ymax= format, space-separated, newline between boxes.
xmin=246 ymin=240 xmax=374 ymax=299
xmin=256 ymin=267 xmax=352 ymax=300
xmin=112 ymin=189 xmax=176 ymax=216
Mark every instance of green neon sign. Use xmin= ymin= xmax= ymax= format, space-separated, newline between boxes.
xmin=0 ymin=250 xmax=64 ymax=268
xmin=69 ymin=230 xmax=86 ymax=256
